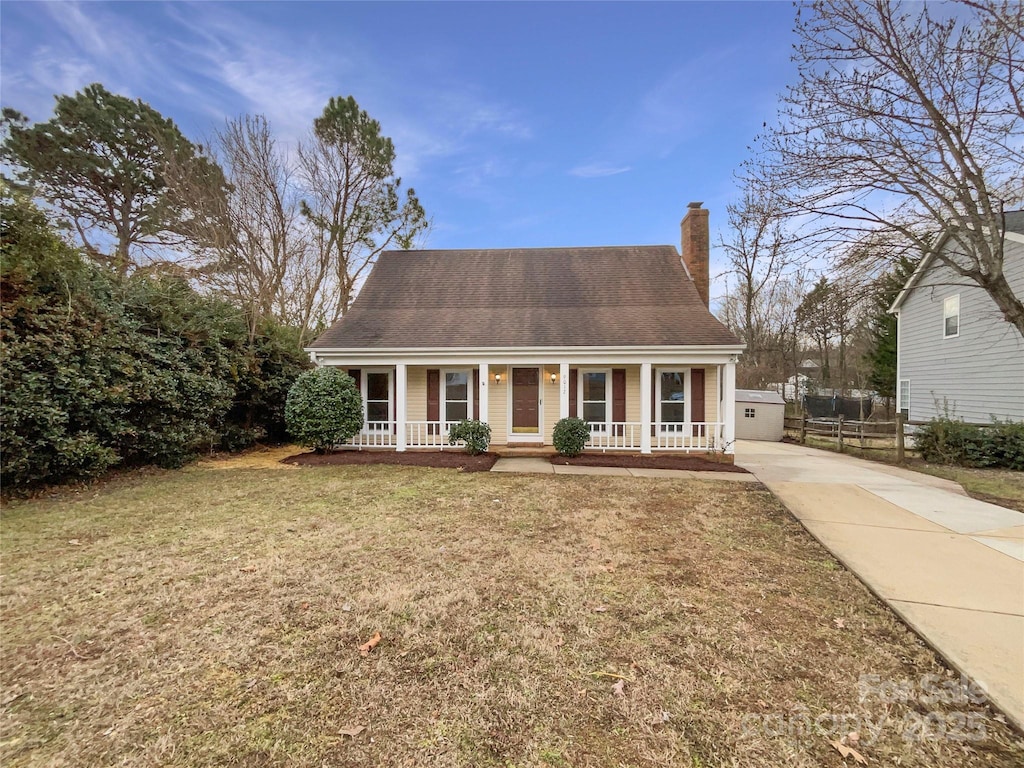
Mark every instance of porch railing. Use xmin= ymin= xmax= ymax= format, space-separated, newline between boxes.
xmin=406 ymin=421 xmax=463 ymax=449
xmin=344 ymin=421 xmax=465 ymax=450
xmin=346 ymin=421 xmax=397 ymax=448
xmin=584 ymin=422 xmax=724 ymax=452
xmin=585 ymin=422 xmax=643 ymax=451
xmin=654 ymin=422 xmax=723 ymax=452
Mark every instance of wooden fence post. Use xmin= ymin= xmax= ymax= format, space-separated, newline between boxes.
xmin=896 ymin=412 xmax=905 ymax=463
xmin=837 ymin=415 xmax=844 ymax=453
xmin=799 ymin=414 xmax=806 ymax=445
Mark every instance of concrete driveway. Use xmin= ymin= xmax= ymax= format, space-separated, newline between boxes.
xmin=735 ymin=439 xmax=1024 ymax=731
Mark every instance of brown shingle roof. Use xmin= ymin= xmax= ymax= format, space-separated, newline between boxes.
xmin=308 ymin=246 xmax=741 ymax=349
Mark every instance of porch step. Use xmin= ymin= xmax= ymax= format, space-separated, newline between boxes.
xmin=494 ymin=445 xmax=557 ymax=458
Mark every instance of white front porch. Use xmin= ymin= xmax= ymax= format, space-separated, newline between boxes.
xmin=310 ymin=351 xmax=740 ymax=455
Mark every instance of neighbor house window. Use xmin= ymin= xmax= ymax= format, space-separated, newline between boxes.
xmin=363 ymin=370 xmax=392 ymax=428
xmin=657 ymin=370 xmax=687 ymax=433
xmin=899 ymin=379 xmax=910 ymax=419
xmin=443 ymin=370 xmax=472 ymax=423
xmin=580 ymin=370 xmax=610 ymax=430
xmin=943 ymin=295 xmax=960 ymax=338
xmin=744 ymin=408 xmax=756 ymax=418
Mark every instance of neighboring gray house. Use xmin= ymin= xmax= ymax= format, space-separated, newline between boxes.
xmin=890 ymin=212 xmax=1024 ymax=424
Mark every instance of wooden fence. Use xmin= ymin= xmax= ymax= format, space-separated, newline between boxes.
xmin=784 ymin=413 xmax=911 ymax=461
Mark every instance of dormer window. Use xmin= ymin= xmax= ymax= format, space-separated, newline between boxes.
xmin=943 ymin=295 xmax=960 ymax=338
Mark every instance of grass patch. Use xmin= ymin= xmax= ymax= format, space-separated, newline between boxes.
xmin=2 ymin=464 xmax=1022 ymax=766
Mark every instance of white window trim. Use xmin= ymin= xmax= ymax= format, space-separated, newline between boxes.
xmin=361 ymin=368 xmax=393 ymax=432
xmin=577 ymin=368 xmax=612 ymax=431
xmin=441 ymin=368 xmax=474 ymax=424
xmin=655 ymin=368 xmax=691 ymax=435
xmin=943 ymin=294 xmax=960 ymax=339
xmin=898 ymin=379 xmax=911 ymax=415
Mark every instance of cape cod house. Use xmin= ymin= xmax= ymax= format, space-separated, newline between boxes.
xmin=306 ymin=202 xmax=746 ymax=454
xmin=890 ymin=210 xmax=1024 ymax=424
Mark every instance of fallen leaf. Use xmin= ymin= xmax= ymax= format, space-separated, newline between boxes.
xmin=342 ymin=603 xmax=353 ymax=612
xmin=651 ymin=710 xmax=671 ymax=724
xmin=834 ymin=617 xmax=846 ymax=629
xmin=847 ymin=731 xmax=860 ymax=746
xmin=829 ymin=738 xmax=868 ymax=764
xmin=338 ymin=725 xmax=365 ymax=737
xmin=612 ymin=679 xmax=625 ymax=697
xmin=359 ymin=632 xmax=382 ymax=656
xmin=593 ymin=605 xmax=609 ymax=613
xmin=239 ymin=566 xmax=256 ymax=573
xmin=68 ymin=539 xmax=81 ymax=546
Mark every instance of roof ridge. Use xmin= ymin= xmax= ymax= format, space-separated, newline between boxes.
xmin=386 ymin=244 xmax=679 ymax=254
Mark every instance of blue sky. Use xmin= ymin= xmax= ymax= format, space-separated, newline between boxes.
xmin=1 ymin=1 xmax=797 ymax=282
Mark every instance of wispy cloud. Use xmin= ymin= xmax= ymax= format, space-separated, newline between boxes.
xmin=569 ymin=162 xmax=632 ymax=178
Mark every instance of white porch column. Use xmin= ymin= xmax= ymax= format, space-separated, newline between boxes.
xmin=478 ymin=362 xmax=489 ymax=426
xmin=723 ymin=358 xmax=737 ymax=455
xmin=395 ymin=363 xmax=407 ymax=452
xmin=559 ymin=362 xmax=569 ymax=419
xmin=640 ymin=362 xmax=652 ymax=454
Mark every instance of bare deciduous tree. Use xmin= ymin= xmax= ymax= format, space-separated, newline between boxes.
xmin=298 ymin=96 xmax=428 ymax=326
xmin=748 ymin=0 xmax=1024 ymax=335
xmin=718 ymin=184 xmax=799 ymax=384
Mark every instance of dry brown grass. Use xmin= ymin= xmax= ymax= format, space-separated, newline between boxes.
xmin=2 ymin=464 xmax=1022 ymax=767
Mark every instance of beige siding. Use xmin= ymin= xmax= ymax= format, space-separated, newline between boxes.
xmin=704 ymin=366 xmax=719 ymax=423
xmin=541 ymin=366 xmax=560 ymax=441
xmin=406 ymin=367 xmax=428 ymax=423
xmin=625 ymin=366 xmax=642 ymax=423
xmin=488 ymin=365 xmax=509 ymax=444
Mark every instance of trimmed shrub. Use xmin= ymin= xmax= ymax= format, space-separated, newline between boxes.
xmin=553 ymin=417 xmax=590 ymax=457
xmin=285 ymin=368 xmax=363 ymax=452
xmin=915 ymin=417 xmax=1024 ymax=470
xmin=448 ymin=419 xmax=491 ymax=455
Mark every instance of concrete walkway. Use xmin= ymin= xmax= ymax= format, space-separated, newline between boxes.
xmin=490 ymin=457 xmax=759 ymax=481
xmin=734 ymin=439 xmax=1024 ymax=731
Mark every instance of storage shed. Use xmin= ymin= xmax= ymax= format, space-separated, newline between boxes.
xmin=735 ymin=390 xmax=786 ymax=441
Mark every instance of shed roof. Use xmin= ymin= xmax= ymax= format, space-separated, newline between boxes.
xmin=735 ymin=389 xmax=786 ymax=405
xmin=309 ymin=246 xmax=741 ymax=349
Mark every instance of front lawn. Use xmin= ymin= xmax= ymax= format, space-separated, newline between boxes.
xmin=2 ymin=464 xmax=1021 ymax=766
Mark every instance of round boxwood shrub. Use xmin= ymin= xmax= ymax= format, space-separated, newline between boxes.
xmin=448 ymin=419 xmax=492 ymax=455
xmin=553 ymin=417 xmax=590 ymax=457
xmin=285 ymin=368 xmax=363 ymax=452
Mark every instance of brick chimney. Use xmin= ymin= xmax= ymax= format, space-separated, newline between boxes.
xmin=681 ymin=201 xmax=710 ymax=306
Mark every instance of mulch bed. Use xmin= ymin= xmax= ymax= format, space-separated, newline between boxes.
xmin=551 ymin=453 xmax=750 ymax=473
xmin=282 ymin=450 xmax=498 ymax=472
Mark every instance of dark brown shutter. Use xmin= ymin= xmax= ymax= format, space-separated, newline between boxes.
xmin=427 ymin=369 xmax=440 ymax=434
xmin=612 ymin=369 xmax=626 ymax=436
xmin=569 ymin=368 xmax=578 ymax=418
xmin=347 ymin=369 xmax=361 ymax=389
xmin=473 ymin=368 xmax=480 ymax=420
xmin=691 ymin=368 xmax=706 ymax=437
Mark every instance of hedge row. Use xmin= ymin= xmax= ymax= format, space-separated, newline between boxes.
xmin=1 ymin=199 xmax=310 ymax=490
xmin=915 ymin=417 xmax=1024 ymax=470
